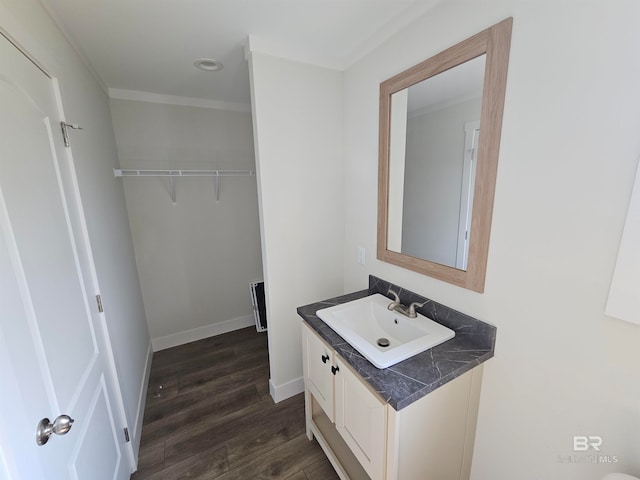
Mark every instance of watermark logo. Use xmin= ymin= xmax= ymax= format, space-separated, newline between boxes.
xmin=556 ymin=435 xmax=619 ymax=464
xmin=573 ymin=435 xmax=602 ymax=452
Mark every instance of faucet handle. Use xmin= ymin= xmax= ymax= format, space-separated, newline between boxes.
xmin=408 ymin=300 xmax=427 ymax=317
xmin=387 ymin=289 xmax=401 ymax=309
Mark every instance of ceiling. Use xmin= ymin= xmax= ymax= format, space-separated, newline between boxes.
xmin=407 ymin=54 xmax=485 ymax=114
xmin=41 ymin=0 xmax=443 ymax=107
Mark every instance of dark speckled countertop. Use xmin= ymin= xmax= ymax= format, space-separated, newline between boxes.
xmin=297 ymin=275 xmax=497 ymax=411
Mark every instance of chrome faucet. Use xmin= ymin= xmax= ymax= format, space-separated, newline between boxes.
xmin=387 ymin=289 xmax=427 ymax=318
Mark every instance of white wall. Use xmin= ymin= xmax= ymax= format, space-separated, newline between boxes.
xmin=0 ymin=0 xmax=150 ymax=459
xmin=343 ymin=0 xmax=640 ymax=478
xmin=109 ymin=99 xmax=263 ymax=348
xmin=248 ymin=51 xmax=345 ymax=400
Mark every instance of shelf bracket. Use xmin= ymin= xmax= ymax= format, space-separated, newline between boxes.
xmin=168 ymin=176 xmax=176 ymax=204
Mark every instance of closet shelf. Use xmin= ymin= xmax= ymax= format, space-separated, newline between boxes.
xmin=113 ymin=168 xmax=255 ymax=177
xmin=113 ymin=168 xmax=256 ymax=203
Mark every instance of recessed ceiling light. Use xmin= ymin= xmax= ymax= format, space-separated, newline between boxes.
xmin=193 ymin=58 xmax=223 ymax=72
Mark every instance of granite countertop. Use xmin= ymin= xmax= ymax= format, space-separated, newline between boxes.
xmin=297 ymin=276 xmax=497 ymax=411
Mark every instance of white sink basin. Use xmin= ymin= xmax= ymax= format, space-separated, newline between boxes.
xmin=316 ymin=294 xmax=455 ymax=368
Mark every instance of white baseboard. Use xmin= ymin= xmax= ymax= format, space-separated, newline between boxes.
xmin=151 ymin=315 xmax=255 ymax=352
xmin=269 ymin=376 xmax=304 ymax=403
xmin=131 ymin=341 xmax=153 ymax=469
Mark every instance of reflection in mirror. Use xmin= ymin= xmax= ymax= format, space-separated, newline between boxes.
xmin=387 ymin=55 xmax=486 ymax=270
xmin=378 ymin=18 xmax=512 ymax=293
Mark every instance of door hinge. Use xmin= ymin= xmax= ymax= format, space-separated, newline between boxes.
xmin=96 ymin=294 xmax=103 ymax=313
xmin=123 ymin=427 xmax=130 ymax=443
xmin=60 ymin=121 xmax=83 ymax=147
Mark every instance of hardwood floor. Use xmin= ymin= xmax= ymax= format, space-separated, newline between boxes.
xmin=131 ymin=327 xmax=339 ymax=480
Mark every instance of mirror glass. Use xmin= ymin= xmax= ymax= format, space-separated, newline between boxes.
xmin=387 ymin=55 xmax=486 ymax=270
xmin=377 ymin=18 xmax=512 ymax=293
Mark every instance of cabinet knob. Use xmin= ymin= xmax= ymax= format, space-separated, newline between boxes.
xmin=331 ymin=365 xmax=339 ymax=375
xmin=321 ymin=354 xmax=329 ymax=364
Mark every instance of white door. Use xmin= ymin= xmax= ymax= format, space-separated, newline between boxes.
xmin=0 ymin=34 xmax=130 ymax=480
xmin=456 ymin=120 xmax=480 ymax=270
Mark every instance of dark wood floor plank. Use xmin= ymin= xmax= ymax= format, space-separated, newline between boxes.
xmin=149 ymin=348 xmax=234 ymax=388
xmin=151 ymin=328 xmax=264 ymax=368
xmin=151 ymin=341 xmax=233 ymax=371
xmin=136 ymin=445 xmax=228 ymax=480
xmin=131 ymin=328 xmax=333 ymax=480
xmin=130 ymin=441 xmax=165 ymax=479
xmin=284 ymin=472 xmax=307 ymax=480
xmin=232 ymin=333 xmax=270 ymax=356
xmin=303 ymin=457 xmax=341 ymax=480
xmin=163 ymin=395 xmax=300 ymax=466
xmin=255 ymin=378 xmax=270 ymax=400
xmin=213 ymin=434 xmax=326 ymax=480
xmin=144 ymin=380 xmax=179 ymax=409
xmin=141 ymin=383 xmax=262 ymax=445
xmin=176 ymin=349 xmax=269 ymax=395
xmin=224 ymin=396 xmax=306 ymax=468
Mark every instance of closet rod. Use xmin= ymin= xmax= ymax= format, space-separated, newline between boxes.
xmin=113 ymin=168 xmax=255 ymax=177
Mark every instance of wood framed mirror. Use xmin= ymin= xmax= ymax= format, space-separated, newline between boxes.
xmin=377 ymin=18 xmax=512 ymax=293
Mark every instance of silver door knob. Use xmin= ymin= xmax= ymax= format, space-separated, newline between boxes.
xmin=36 ymin=415 xmax=74 ymax=446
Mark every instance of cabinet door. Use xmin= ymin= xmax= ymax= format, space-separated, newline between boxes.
xmin=334 ymin=357 xmax=387 ymax=480
xmin=302 ymin=326 xmax=335 ymax=421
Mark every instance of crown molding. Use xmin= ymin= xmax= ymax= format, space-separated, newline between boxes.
xmin=38 ymin=0 xmax=108 ymax=93
xmin=344 ymin=0 xmax=444 ymax=69
xmin=108 ymin=88 xmax=252 ymax=113
xmin=246 ymin=0 xmax=444 ymax=71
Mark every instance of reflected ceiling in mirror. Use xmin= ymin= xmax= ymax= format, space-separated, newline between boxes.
xmin=387 ymin=55 xmax=486 ymax=270
xmin=378 ymin=18 xmax=512 ymax=293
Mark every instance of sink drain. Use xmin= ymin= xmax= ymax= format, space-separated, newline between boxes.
xmin=377 ymin=337 xmax=390 ymax=348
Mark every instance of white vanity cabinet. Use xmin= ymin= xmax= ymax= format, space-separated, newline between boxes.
xmin=302 ymin=323 xmax=483 ymax=480
xmin=302 ymin=324 xmax=387 ymax=480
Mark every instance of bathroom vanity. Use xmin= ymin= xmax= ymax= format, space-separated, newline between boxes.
xmin=297 ymin=276 xmax=496 ymax=480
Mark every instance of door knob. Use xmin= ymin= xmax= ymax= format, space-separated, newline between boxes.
xmin=36 ymin=414 xmax=74 ymax=446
